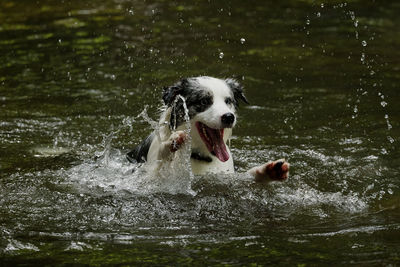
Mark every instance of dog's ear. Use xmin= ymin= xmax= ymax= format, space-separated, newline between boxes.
xmin=225 ymin=78 xmax=249 ymax=106
xmin=162 ymin=79 xmax=188 ymax=106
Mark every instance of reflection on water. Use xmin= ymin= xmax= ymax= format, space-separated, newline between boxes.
xmin=1 ymin=0 xmax=400 ymax=265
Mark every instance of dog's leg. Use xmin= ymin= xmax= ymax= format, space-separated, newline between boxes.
xmin=248 ymin=159 xmax=290 ymax=183
xmin=158 ymin=130 xmax=188 ymax=159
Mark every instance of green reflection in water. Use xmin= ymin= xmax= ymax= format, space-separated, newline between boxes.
xmin=0 ymin=0 xmax=400 ymax=265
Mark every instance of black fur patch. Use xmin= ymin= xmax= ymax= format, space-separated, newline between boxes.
xmin=126 ymin=133 xmax=155 ymax=163
xmin=225 ymin=78 xmax=249 ymax=107
xmin=166 ymin=78 xmax=214 ymax=129
xmin=162 ymin=78 xmax=189 ymax=106
xmin=191 ymin=151 xmax=212 ymax=162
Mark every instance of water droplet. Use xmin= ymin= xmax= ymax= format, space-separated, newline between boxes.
xmin=321 ymin=3 xmax=324 ymax=8
xmin=385 ymin=114 xmax=392 ymax=130
xmin=240 ymin=38 xmax=246 ymax=44
xmin=361 ymin=40 xmax=367 ymax=47
xmin=360 ymin=53 xmax=365 ymax=63
xmin=387 ymin=136 xmax=395 ymax=143
xmin=316 ymin=12 xmax=321 ymax=17
xmin=111 ymin=74 xmax=116 ymax=80
xmin=58 ymin=39 xmax=62 ymax=44
xmin=380 ymin=101 xmax=387 ymax=107
xmin=128 ymin=9 xmax=134 ymax=15
xmin=306 ymin=19 xmax=310 ymax=25
xmin=349 ymin=12 xmax=355 ymax=21
xmin=219 ymin=52 xmax=224 ymax=59
xmin=370 ymin=70 xmax=375 ymax=76
xmin=354 ymin=20 xmax=358 ymax=27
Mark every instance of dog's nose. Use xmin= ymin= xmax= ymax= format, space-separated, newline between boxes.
xmin=221 ymin=113 xmax=235 ymax=127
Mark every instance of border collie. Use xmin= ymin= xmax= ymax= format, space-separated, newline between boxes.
xmin=127 ymin=76 xmax=289 ymax=182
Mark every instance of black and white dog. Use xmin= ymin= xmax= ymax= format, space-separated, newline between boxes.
xmin=127 ymin=76 xmax=289 ymax=182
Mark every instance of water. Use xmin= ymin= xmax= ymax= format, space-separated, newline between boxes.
xmin=1 ymin=0 xmax=400 ymax=265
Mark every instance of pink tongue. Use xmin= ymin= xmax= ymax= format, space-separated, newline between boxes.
xmin=213 ymin=140 xmax=230 ymax=162
xmin=208 ymin=129 xmax=230 ymax=162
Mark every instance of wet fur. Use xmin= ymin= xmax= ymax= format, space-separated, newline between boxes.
xmin=127 ymin=76 xmax=289 ymax=182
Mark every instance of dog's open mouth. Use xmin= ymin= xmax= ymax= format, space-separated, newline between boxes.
xmin=195 ymin=121 xmax=229 ymax=162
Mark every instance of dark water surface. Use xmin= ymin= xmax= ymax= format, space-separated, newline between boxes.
xmin=1 ymin=0 xmax=400 ymax=265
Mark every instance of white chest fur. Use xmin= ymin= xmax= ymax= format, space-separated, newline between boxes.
xmin=190 ymin=151 xmax=234 ymax=175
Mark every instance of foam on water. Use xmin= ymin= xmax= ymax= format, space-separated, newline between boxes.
xmin=66 ymin=98 xmax=196 ymax=196
xmin=61 ymin=97 xmax=387 ymax=219
xmin=65 ymin=145 xmax=196 ymax=196
xmin=62 ymin=133 xmax=372 ymax=220
xmin=3 ymin=239 xmax=39 ymax=254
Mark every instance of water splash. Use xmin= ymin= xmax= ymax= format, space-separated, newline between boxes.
xmin=361 ymin=40 xmax=367 ymax=47
xmin=63 ymin=133 xmax=377 ymax=223
xmin=145 ymin=95 xmax=195 ymax=195
xmin=3 ymin=239 xmax=39 ymax=254
xmin=66 ymin=98 xmax=196 ymax=195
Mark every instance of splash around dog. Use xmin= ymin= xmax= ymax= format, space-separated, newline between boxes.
xmin=127 ymin=76 xmax=289 ymax=182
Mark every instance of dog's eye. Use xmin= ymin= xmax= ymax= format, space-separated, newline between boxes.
xmin=200 ymin=98 xmax=210 ymax=105
xmin=225 ymin=97 xmax=233 ymax=105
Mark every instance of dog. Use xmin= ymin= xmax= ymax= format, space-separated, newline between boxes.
xmin=127 ymin=76 xmax=289 ymax=182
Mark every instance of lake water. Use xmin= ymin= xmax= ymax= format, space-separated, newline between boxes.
xmin=1 ymin=0 xmax=399 ymax=265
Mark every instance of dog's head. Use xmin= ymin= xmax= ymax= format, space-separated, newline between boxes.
xmin=162 ymin=76 xmax=248 ymax=162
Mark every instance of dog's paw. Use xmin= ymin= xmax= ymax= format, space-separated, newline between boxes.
xmin=254 ymin=159 xmax=290 ymax=183
xmin=169 ymin=131 xmax=188 ymax=152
